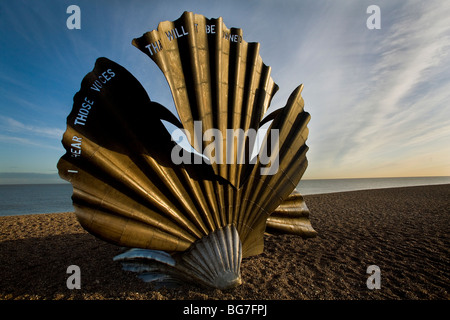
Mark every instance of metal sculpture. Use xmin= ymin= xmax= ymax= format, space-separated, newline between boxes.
xmin=57 ymin=11 xmax=316 ymax=290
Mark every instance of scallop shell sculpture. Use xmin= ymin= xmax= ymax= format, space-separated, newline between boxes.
xmin=57 ymin=11 xmax=316 ymax=290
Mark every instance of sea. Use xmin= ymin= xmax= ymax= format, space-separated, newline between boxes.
xmin=0 ymin=176 xmax=449 ymax=216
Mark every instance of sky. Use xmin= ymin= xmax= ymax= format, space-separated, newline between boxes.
xmin=0 ymin=0 xmax=449 ymax=184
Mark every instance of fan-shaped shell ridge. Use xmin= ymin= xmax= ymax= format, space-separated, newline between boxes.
xmin=57 ymin=12 xmax=316 ymax=290
xmin=58 ymin=57 xmax=227 ymax=252
xmin=132 ymin=11 xmax=279 ymax=189
xmin=266 ymin=189 xmax=318 ymax=237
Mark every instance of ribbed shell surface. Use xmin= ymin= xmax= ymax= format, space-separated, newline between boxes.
xmin=132 ymin=11 xmax=278 ymax=189
xmin=57 ymin=12 xmax=311 ymax=260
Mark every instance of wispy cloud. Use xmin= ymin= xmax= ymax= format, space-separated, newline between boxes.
xmin=0 ymin=115 xmax=63 ymax=142
xmin=368 ymin=3 xmax=450 ymax=113
xmin=307 ymin=2 xmax=450 ymax=176
xmin=0 ymin=134 xmax=62 ymax=151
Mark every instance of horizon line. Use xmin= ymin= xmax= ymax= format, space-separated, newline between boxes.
xmin=0 ymin=172 xmax=449 ymax=185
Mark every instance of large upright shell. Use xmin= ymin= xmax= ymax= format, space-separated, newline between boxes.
xmin=132 ymin=11 xmax=278 ymax=189
xmin=57 ymin=12 xmax=315 ymax=289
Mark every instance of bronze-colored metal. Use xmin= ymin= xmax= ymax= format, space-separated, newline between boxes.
xmin=57 ymin=12 xmax=316 ymax=289
xmin=266 ymin=189 xmax=318 ymax=237
xmin=133 ymin=12 xmax=278 ymax=190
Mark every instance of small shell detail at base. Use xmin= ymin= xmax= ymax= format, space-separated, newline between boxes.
xmin=114 ymin=224 xmax=242 ymax=290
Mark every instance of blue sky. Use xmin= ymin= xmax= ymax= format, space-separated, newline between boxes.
xmin=0 ymin=0 xmax=449 ymax=184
